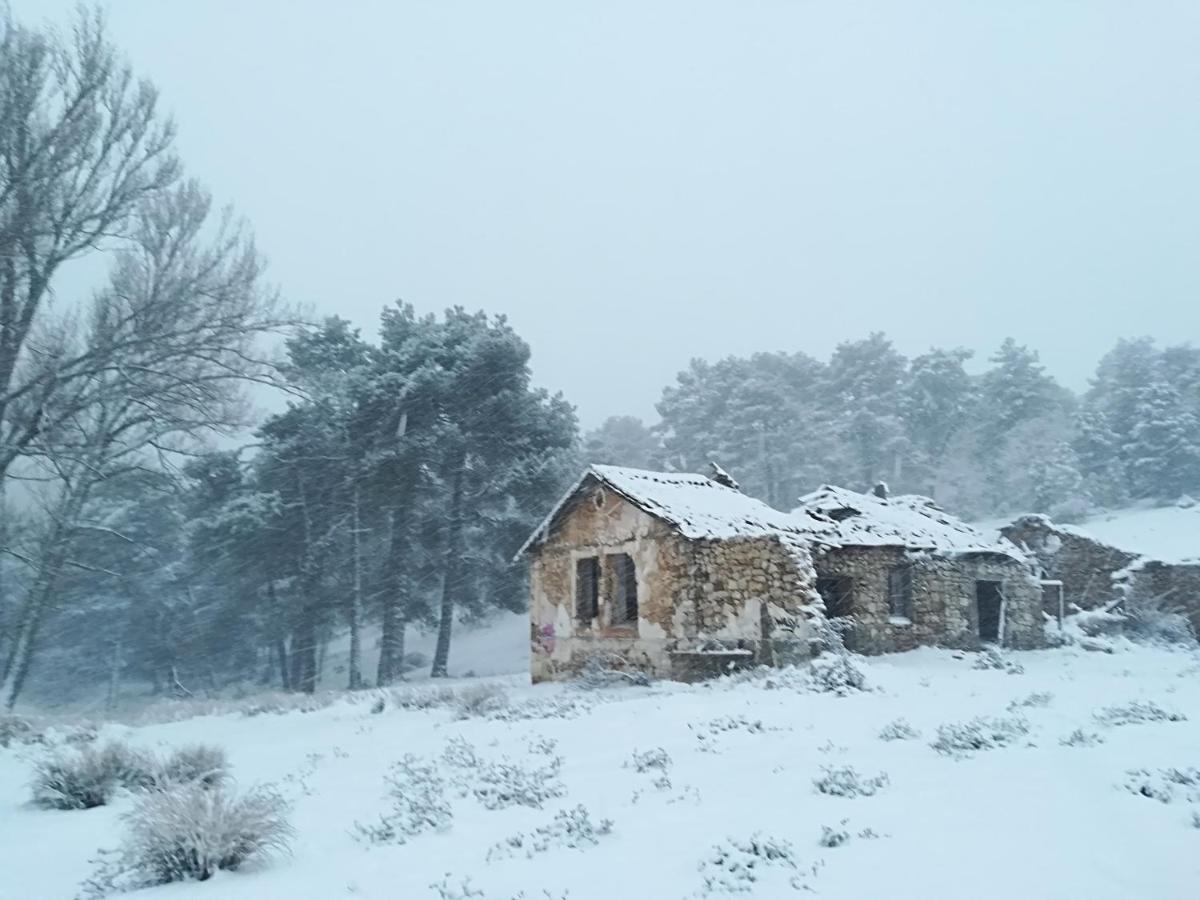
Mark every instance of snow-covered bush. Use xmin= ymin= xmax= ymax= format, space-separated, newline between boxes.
xmin=696 ymin=834 xmax=801 ymax=895
xmin=388 ymin=685 xmax=458 ymax=711
xmin=878 ymin=718 xmax=920 ymax=741
xmin=818 ymin=823 xmax=850 ymax=848
xmin=627 ymin=747 xmax=672 ymax=774
xmin=1094 ymin=700 xmax=1187 ymax=728
xmin=355 ymin=755 xmax=451 ymax=844
xmin=32 ymin=742 xmax=156 ymax=810
xmin=471 ymin=757 xmax=565 ymax=811
xmin=972 ymin=647 xmax=1024 ymax=674
xmin=0 ymin=715 xmax=44 ymax=748
xmin=1008 ymin=691 xmax=1053 ymax=711
xmin=812 ymin=766 xmax=889 ymax=798
xmin=441 ymin=737 xmax=565 ymax=811
xmin=80 ymin=784 xmax=292 ymax=896
xmin=158 ymin=744 xmax=229 ymax=788
xmin=930 ymin=716 xmax=1029 ymax=756
xmin=809 ymin=651 xmax=868 ymax=695
xmin=1122 ymin=595 xmax=1197 ymax=646
xmin=1059 ymin=728 xmax=1105 ymax=747
xmin=453 ymin=683 xmax=509 ymax=719
xmin=573 ymin=651 xmax=652 ymax=690
xmin=1123 ymin=768 xmax=1200 ymax=804
xmin=488 ymin=804 xmax=614 ymax=860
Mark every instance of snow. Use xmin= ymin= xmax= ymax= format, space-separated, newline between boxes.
xmin=1058 ymin=504 xmax=1200 ymax=565
xmin=519 ymin=466 xmax=835 ymax=557
xmin=795 ymin=485 xmax=1024 ymax=559
xmin=3 ymin=644 xmax=1199 ymax=899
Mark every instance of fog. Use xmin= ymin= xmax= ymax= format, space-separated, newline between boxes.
xmin=8 ymin=0 xmax=1199 ymax=425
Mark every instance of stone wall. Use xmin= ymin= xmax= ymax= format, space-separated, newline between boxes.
xmin=528 ymin=478 xmax=819 ymax=682
xmin=811 ymin=545 xmax=1044 ymax=653
xmin=1001 ymin=516 xmax=1138 ymax=611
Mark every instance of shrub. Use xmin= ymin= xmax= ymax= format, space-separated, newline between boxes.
xmin=574 ymin=652 xmax=652 ymax=690
xmin=453 ymin=683 xmax=510 ymax=719
xmin=488 ymin=804 xmax=613 ymax=860
xmin=389 ymin=685 xmax=458 ymax=711
xmin=1008 ymin=691 xmax=1054 ymax=711
xmin=878 ymin=718 xmax=920 ymax=741
xmin=818 ymin=823 xmax=850 ymax=848
xmin=1123 ymin=767 xmax=1200 ymax=804
xmin=80 ymin=784 xmax=292 ymax=896
xmin=439 ymin=737 xmax=565 ymax=812
xmin=159 ymin=744 xmax=229 ymax=788
xmin=809 ymin=651 xmax=868 ymax=695
xmin=356 ymin=755 xmax=451 ymax=844
xmin=1122 ymin=595 xmax=1197 ymax=646
xmin=627 ymin=747 xmax=672 ymax=774
xmin=1094 ymin=700 xmax=1187 ymax=728
xmin=0 ymin=715 xmax=44 ymax=748
xmin=930 ymin=716 xmax=1029 ymax=756
xmin=697 ymin=834 xmax=800 ymax=895
xmin=1059 ymin=728 xmax=1104 ymax=747
xmin=813 ymin=765 xmax=889 ymax=798
xmin=32 ymin=742 xmax=156 ymax=810
xmin=972 ymin=648 xmax=1024 ymax=674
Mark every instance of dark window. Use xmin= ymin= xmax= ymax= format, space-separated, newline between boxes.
xmin=815 ymin=576 xmax=854 ymax=619
xmin=575 ymin=557 xmax=599 ymax=624
xmin=609 ymin=553 xmax=638 ymax=626
xmin=887 ymin=566 xmax=913 ymax=619
xmin=976 ymin=580 xmax=1004 ymax=642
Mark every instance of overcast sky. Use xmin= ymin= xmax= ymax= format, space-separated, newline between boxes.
xmin=12 ymin=1 xmax=1200 ymax=427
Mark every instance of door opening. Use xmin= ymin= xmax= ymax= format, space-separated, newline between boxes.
xmin=975 ymin=580 xmax=1003 ymax=643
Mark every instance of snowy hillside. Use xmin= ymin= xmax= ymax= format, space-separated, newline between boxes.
xmin=1060 ymin=503 xmax=1200 ymax=565
xmin=3 ymin=644 xmax=1199 ymax=899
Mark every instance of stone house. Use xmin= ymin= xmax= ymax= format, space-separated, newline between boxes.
xmin=794 ymin=486 xmax=1045 ymax=653
xmin=1001 ymin=514 xmax=1200 ymax=634
xmin=517 ymin=465 xmax=831 ymax=683
xmin=519 ymin=466 xmax=1046 ymax=683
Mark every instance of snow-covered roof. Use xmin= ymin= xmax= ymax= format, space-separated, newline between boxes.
xmin=517 ymin=464 xmax=834 ymax=557
xmin=792 ymin=485 xmax=1025 ymax=560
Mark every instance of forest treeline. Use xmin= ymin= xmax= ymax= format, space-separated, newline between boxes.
xmin=2 ymin=10 xmax=1199 ymax=709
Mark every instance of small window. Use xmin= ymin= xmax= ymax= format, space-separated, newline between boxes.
xmin=609 ymin=553 xmax=638 ymax=626
xmin=575 ymin=557 xmax=599 ymax=624
xmin=887 ymin=566 xmax=913 ymax=620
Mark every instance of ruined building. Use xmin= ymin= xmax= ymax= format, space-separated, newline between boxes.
xmin=795 ymin=486 xmax=1045 ymax=654
xmin=519 ymin=466 xmax=1045 ymax=682
xmin=1002 ymin=514 xmax=1200 ymax=635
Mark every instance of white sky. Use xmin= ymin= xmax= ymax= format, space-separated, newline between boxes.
xmin=12 ymin=1 xmax=1200 ymax=426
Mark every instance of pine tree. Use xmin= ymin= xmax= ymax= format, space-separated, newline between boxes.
xmin=1125 ymin=380 xmax=1200 ymax=499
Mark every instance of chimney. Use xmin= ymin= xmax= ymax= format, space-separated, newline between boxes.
xmin=708 ymin=462 xmax=741 ymax=491
xmin=872 ymin=481 xmax=889 ymax=500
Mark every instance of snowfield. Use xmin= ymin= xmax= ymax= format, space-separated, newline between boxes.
xmin=3 ymin=643 xmax=1199 ymax=900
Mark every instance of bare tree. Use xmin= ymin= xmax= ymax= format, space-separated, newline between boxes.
xmin=1 ymin=9 xmax=180 ymax=481
xmin=0 ymin=180 xmax=288 ymax=708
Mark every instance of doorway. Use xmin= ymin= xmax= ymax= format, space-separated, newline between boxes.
xmin=816 ymin=576 xmax=855 ymax=650
xmin=975 ymin=581 xmax=1003 ymax=643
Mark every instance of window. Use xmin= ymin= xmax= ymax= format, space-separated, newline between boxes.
xmin=609 ymin=553 xmax=638 ymax=626
xmin=575 ymin=557 xmax=599 ymax=624
xmin=815 ymin=576 xmax=854 ymax=619
xmin=887 ymin=566 xmax=913 ymax=620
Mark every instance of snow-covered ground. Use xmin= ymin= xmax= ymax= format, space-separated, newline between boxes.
xmin=3 ymin=643 xmax=1199 ymax=899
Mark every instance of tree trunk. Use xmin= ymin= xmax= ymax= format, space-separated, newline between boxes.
xmin=266 ymin=580 xmax=291 ymax=690
xmin=106 ymin=639 xmax=123 ymax=711
xmin=431 ymin=458 xmax=466 ymax=679
xmin=377 ymin=506 xmax=409 ymax=686
xmin=348 ymin=485 xmax=364 ymax=690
